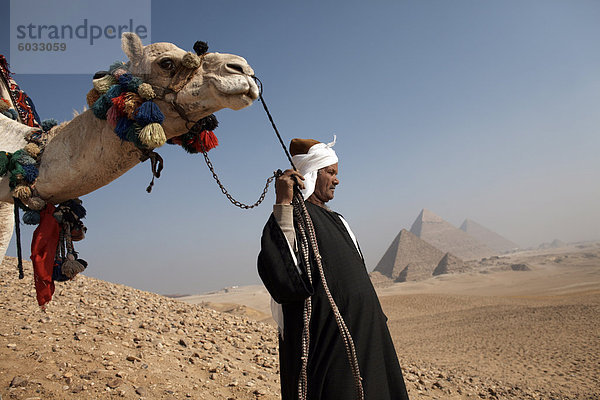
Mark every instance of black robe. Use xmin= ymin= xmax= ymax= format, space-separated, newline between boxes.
xmin=258 ymin=202 xmax=409 ymax=400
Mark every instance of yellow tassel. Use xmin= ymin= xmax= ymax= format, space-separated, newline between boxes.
xmin=23 ymin=143 xmax=41 ymax=159
xmin=137 ymin=83 xmax=155 ymax=100
xmin=138 ymin=123 xmax=166 ymax=148
xmin=93 ymin=75 xmax=117 ymax=93
xmin=13 ymin=185 xmax=32 ymax=200
xmin=124 ymin=92 xmax=143 ymax=119
xmin=182 ymin=52 xmax=201 ymax=69
xmin=86 ymin=88 xmax=101 ymax=107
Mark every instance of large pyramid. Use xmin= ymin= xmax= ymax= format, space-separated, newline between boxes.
xmin=410 ymin=209 xmax=495 ymax=260
xmin=460 ymin=219 xmax=519 ymax=253
xmin=373 ymin=229 xmax=445 ymax=281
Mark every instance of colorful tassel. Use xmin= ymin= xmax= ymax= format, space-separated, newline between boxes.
xmin=123 ymin=92 xmax=143 ymax=119
xmin=61 ymin=259 xmax=86 ymax=279
xmin=0 ymin=152 xmax=9 ymax=175
xmin=22 ymin=164 xmax=38 ymax=183
xmin=86 ymin=88 xmax=101 ymax=108
xmin=23 ymin=143 xmax=41 ymax=159
xmin=106 ymin=106 xmax=119 ymax=128
xmin=3 ymin=109 xmax=18 ymax=120
xmin=125 ymin=123 xmax=144 ymax=147
xmin=92 ymin=95 xmax=112 ymax=119
xmin=105 ymin=84 xmax=122 ymax=100
xmin=16 ymin=152 xmax=36 ymax=166
xmin=138 ymin=123 xmax=167 ymax=148
xmin=114 ymin=118 xmax=133 ymax=141
xmin=23 ymin=210 xmax=41 ymax=225
xmin=135 ymin=101 xmax=164 ymax=125
xmin=200 ymin=130 xmax=219 ymax=152
xmin=111 ymin=93 xmax=127 ymax=114
xmin=41 ymin=119 xmax=58 ymax=132
xmin=108 ymin=61 xmax=126 ymax=74
xmin=13 ymin=185 xmax=32 ymax=200
xmin=112 ymin=68 xmax=127 ymax=78
xmin=118 ymin=73 xmax=141 ymax=92
xmin=137 ymin=83 xmax=155 ymax=100
xmin=93 ymin=74 xmax=117 ymax=93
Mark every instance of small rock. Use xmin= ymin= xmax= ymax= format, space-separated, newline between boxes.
xmin=135 ymin=386 xmax=147 ymax=396
xmin=203 ymin=342 xmax=213 ymax=350
xmin=179 ymin=338 xmax=187 ymax=347
xmin=10 ymin=375 xmax=28 ymax=387
xmin=7 ymin=343 xmax=16 ymax=349
xmin=106 ymin=378 xmax=122 ymax=389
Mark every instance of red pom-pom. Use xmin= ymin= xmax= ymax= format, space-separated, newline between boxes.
xmin=111 ymin=94 xmax=127 ymax=115
xmin=200 ymin=130 xmax=218 ymax=152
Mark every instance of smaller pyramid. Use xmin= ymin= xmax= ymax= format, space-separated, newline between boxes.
xmin=460 ymin=219 xmax=519 ymax=253
xmin=374 ymin=229 xmax=445 ymax=281
xmin=432 ymin=252 xmax=464 ymax=276
xmin=395 ymin=262 xmax=439 ymax=282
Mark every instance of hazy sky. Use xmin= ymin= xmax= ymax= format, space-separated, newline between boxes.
xmin=2 ymin=0 xmax=599 ymax=295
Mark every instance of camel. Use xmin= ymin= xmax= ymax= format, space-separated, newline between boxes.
xmin=0 ymin=32 xmax=259 ymax=264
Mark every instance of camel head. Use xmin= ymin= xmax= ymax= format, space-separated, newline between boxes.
xmin=121 ymin=33 xmax=259 ymax=137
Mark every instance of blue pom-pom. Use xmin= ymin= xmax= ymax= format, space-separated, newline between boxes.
xmin=23 ymin=210 xmax=41 ymax=225
xmin=127 ymin=76 xmax=143 ymax=92
xmin=118 ymin=73 xmax=133 ymax=88
xmin=22 ymin=164 xmax=38 ymax=183
xmin=105 ymin=84 xmax=122 ymax=99
xmin=92 ymin=95 xmax=112 ymax=119
xmin=135 ymin=101 xmax=164 ymax=125
xmin=41 ymin=118 xmax=58 ymax=132
xmin=114 ymin=117 xmax=133 ymax=140
xmin=3 ymin=109 xmax=18 ymax=120
xmin=52 ymin=259 xmax=70 ymax=282
xmin=109 ymin=61 xmax=126 ymax=73
xmin=64 ymin=199 xmax=86 ymax=219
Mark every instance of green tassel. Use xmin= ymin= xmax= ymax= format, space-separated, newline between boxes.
xmin=0 ymin=152 xmax=9 ymax=176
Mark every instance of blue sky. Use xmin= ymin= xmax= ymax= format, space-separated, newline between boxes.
xmin=2 ymin=0 xmax=599 ymax=294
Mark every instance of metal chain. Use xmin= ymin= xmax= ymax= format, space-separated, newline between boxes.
xmin=200 ymin=149 xmax=278 ymax=209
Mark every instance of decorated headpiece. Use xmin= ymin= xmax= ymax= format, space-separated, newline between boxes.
xmin=87 ymin=40 xmax=219 ymax=153
xmin=290 ymin=136 xmax=338 ymax=199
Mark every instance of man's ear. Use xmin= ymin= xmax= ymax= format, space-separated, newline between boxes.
xmin=121 ymin=32 xmax=144 ymax=65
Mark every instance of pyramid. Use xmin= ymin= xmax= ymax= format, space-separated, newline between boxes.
xmin=410 ymin=209 xmax=495 ymax=260
xmin=432 ymin=252 xmax=464 ymax=276
xmin=460 ymin=219 xmax=519 ymax=253
xmin=374 ymin=229 xmax=445 ymax=281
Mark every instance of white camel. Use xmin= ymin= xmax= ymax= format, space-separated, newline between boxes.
xmin=0 ymin=33 xmax=258 ymax=263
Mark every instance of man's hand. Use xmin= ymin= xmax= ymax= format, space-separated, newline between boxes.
xmin=275 ymin=169 xmax=305 ymax=205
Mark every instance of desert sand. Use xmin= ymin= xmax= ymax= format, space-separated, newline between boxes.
xmin=1 ymin=242 xmax=599 ymax=399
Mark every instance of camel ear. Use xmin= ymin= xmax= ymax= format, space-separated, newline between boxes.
xmin=121 ymin=32 xmax=144 ymax=64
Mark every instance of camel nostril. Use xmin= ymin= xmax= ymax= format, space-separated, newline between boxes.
xmin=226 ymin=63 xmax=245 ymax=74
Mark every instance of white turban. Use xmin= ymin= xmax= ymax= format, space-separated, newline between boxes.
xmin=291 ymin=136 xmax=338 ymax=200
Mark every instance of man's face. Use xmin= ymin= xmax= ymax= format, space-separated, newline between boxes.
xmin=312 ymin=163 xmax=339 ymax=204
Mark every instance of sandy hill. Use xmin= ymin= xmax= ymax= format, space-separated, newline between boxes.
xmin=410 ymin=209 xmax=495 ymax=260
xmin=0 ymin=257 xmax=281 ymax=400
xmin=373 ymin=229 xmax=445 ymax=281
xmin=460 ymin=218 xmax=520 ymax=253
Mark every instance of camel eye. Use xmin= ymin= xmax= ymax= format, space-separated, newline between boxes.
xmin=158 ymin=58 xmax=175 ymax=70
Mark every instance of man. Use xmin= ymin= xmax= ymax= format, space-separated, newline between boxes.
xmin=258 ymin=137 xmax=409 ymax=400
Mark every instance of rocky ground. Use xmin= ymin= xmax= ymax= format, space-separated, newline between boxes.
xmin=1 ymin=244 xmax=599 ymax=399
